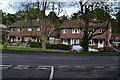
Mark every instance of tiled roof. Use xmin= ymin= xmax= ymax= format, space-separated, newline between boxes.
xmin=9 ymin=19 xmax=50 ymax=27
xmin=60 ymin=20 xmax=109 ymax=29
xmin=51 ymin=31 xmax=60 ymax=37
xmin=111 ymin=33 xmax=120 ymax=40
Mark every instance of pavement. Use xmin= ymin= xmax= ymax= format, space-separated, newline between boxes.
xmin=1 ymin=52 xmax=120 ymax=80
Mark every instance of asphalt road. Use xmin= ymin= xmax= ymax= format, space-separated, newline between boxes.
xmin=1 ymin=52 xmax=120 ymax=80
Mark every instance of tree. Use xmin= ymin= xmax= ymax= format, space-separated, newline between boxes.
xmin=48 ymin=11 xmax=60 ymax=30
xmin=72 ymin=2 xmax=112 ymax=51
xmin=2 ymin=12 xmax=18 ymax=25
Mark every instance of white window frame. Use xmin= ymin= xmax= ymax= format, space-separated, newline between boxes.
xmin=114 ymin=40 xmax=120 ymax=43
xmin=28 ymin=28 xmax=32 ymax=32
xmin=72 ymin=28 xmax=80 ymax=34
xmin=63 ymin=29 xmax=68 ymax=34
xmin=18 ymin=28 xmax=23 ymax=32
xmin=99 ymin=28 xmax=103 ymax=33
xmin=89 ymin=39 xmax=95 ymax=45
xmin=63 ymin=39 xmax=68 ymax=44
xmin=99 ymin=28 xmax=105 ymax=33
xmin=37 ymin=27 xmax=40 ymax=31
xmin=88 ymin=29 xmax=94 ymax=34
xmin=12 ymin=28 xmax=15 ymax=32
xmin=72 ymin=39 xmax=79 ymax=44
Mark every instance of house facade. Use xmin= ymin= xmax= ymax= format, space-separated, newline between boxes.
xmin=60 ymin=20 xmax=112 ymax=48
xmin=8 ymin=19 xmax=52 ymax=42
xmin=110 ymin=33 xmax=120 ymax=47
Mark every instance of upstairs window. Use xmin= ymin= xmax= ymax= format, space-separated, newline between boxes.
xmin=28 ymin=28 xmax=32 ymax=32
xmin=88 ymin=29 xmax=94 ymax=34
xmin=37 ymin=27 xmax=40 ymax=31
xmin=72 ymin=28 xmax=80 ymax=34
xmin=99 ymin=28 xmax=105 ymax=33
xmin=63 ymin=29 xmax=68 ymax=33
xmin=18 ymin=28 xmax=23 ymax=32
xmin=12 ymin=28 xmax=15 ymax=32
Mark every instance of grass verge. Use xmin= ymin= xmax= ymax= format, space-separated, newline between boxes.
xmin=0 ymin=46 xmax=119 ymax=54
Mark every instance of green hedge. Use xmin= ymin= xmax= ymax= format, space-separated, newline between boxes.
xmin=28 ymin=41 xmax=41 ymax=48
xmin=28 ymin=42 xmax=70 ymax=50
xmin=46 ymin=43 xmax=70 ymax=50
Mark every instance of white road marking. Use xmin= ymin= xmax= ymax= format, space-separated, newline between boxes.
xmin=0 ymin=65 xmax=12 ymax=69
xmin=0 ymin=65 xmax=12 ymax=67
xmin=14 ymin=65 xmax=30 ymax=70
xmin=37 ymin=66 xmax=54 ymax=80
xmin=75 ymin=66 xmax=86 ymax=68
xmin=58 ymin=66 xmax=70 ymax=68
xmin=110 ymin=66 xmax=119 ymax=69
xmin=49 ymin=66 xmax=54 ymax=80
xmin=37 ymin=67 xmax=48 ymax=70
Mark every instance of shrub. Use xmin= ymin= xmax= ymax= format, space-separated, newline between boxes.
xmin=46 ymin=43 xmax=70 ymax=50
xmin=46 ymin=43 xmax=53 ymax=49
xmin=29 ymin=41 xmax=41 ymax=48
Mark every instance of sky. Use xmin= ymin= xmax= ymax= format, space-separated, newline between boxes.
xmin=0 ymin=0 xmax=80 ymax=17
xmin=0 ymin=0 xmax=119 ymax=17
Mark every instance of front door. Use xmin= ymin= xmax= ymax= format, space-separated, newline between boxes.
xmin=98 ymin=40 xmax=104 ymax=48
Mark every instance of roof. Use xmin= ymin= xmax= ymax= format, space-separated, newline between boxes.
xmin=50 ymin=31 xmax=60 ymax=37
xmin=9 ymin=19 xmax=51 ymax=27
xmin=60 ymin=20 xmax=109 ymax=29
xmin=111 ymin=33 xmax=120 ymax=40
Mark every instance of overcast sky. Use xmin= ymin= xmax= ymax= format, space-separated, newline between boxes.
xmin=0 ymin=0 xmax=119 ymax=17
xmin=0 ymin=0 xmax=80 ymax=17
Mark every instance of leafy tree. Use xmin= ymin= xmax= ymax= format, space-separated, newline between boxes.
xmin=72 ymin=2 xmax=112 ymax=51
xmin=2 ymin=12 xmax=18 ymax=25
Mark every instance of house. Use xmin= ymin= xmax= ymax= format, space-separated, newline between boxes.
xmin=8 ymin=19 xmax=53 ymax=42
xmin=110 ymin=33 xmax=120 ymax=47
xmin=0 ymin=24 xmax=9 ymax=44
xmin=60 ymin=20 xmax=112 ymax=48
xmin=49 ymin=31 xmax=61 ymax=44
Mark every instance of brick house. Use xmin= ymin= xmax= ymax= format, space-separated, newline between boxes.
xmin=8 ymin=19 xmax=53 ymax=42
xmin=49 ymin=31 xmax=61 ymax=44
xmin=60 ymin=20 xmax=112 ymax=48
xmin=0 ymin=24 xmax=9 ymax=43
xmin=110 ymin=33 xmax=120 ymax=47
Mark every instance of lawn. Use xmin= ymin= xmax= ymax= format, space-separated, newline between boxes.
xmin=0 ymin=46 xmax=40 ymax=51
xmin=0 ymin=46 xmax=119 ymax=54
xmin=0 ymin=46 xmax=68 ymax=53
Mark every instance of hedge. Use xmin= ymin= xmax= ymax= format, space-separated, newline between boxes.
xmin=28 ymin=42 xmax=70 ymax=50
xmin=46 ymin=43 xmax=70 ymax=50
xmin=28 ymin=41 xmax=41 ymax=48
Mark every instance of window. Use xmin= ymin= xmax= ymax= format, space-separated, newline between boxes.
xmin=37 ymin=27 xmax=40 ymax=31
xmin=63 ymin=39 xmax=68 ymax=44
xmin=89 ymin=39 xmax=95 ymax=45
xmin=63 ymin=29 xmax=68 ymax=33
xmin=18 ymin=28 xmax=23 ymax=32
xmin=72 ymin=28 xmax=80 ymax=33
xmin=12 ymin=28 xmax=15 ymax=32
xmin=99 ymin=28 xmax=104 ymax=33
xmin=88 ymin=29 xmax=94 ymax=34
xmin=114 ymin=40 xmax=120 ymax=43
xmin=28 ymin=28 xmax=32 ymax=32
xmin=73 ymin=39 xmax=79 ymax=44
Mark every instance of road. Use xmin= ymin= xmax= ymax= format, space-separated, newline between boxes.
xmin=1 ymin=52 xmax=120 ymax=80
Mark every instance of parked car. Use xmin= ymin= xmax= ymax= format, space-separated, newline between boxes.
xmin=70 ymin=44 xmax=99 ymax=52
xmin=100 ymin=47 xmax=120 ymax=52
